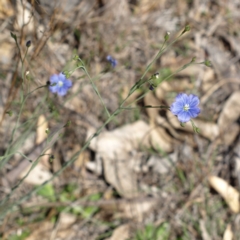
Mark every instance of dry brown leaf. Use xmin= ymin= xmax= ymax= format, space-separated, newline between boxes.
xmin=223 ymin=224 xmax=233 ymax=240
xmin=144 ymin=92 xmax=160 ymax=120
xmin=218 ymin=91 xmax=240 ymax=130
xmin=117 ymin=198 xmax=158 ymax=222
xmin=36 ymin=115 xmax=48 ymax=144
xmin=167 ymin=111 xmax=219 ymax=141
xmin=88 ymin=120 xmax=151 ymax=198
xmin=106 ymin=224 xmax=130 ymax=240
xmin=144 ymin=92 xmax=173 ymax=152
xmin=201 ymin=68 xmax=215 ymax=92
xmin=0 ymin=0 xmax=14 ymax=19
xmin=149 ymin=124 xmax=173 ymax=152
xmin=208 ymin=176 xmax=240 ymax=213
xmin=15 ymin=0 xmax=34 ymax=31
xmin=74 ymin=149 xmax=90 ymax=169
xmin=155 ymin=82 xmax=173 ymax=100
xmin=36 ymin=115 xmax=51 ymax=168
xmin=0 ymin=42 xmax=14 ymax=67
xmin=20 ymin=162 xmax=52 ymax=185
xmin=217 ymin=91 xmax=240 ymax=145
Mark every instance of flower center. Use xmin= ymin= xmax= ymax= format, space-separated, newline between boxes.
xmin=183 ymin=104 xmax=190 ymax=111
xmin=58 ymin=81 xmax=63 ymax=87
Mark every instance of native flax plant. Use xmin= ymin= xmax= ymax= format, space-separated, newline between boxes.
xmin=48 ymin=73 xmax=72 ymax=96
xmin=170 ymin=93 xmax=201 ymax=133
xmin=106 ymin=55 xmax=117 ymax=68
xmin=0 ymin=25 xmax=211 ymax=219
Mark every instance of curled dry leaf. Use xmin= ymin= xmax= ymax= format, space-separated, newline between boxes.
xmin=144 ymin=93 xmax=173 ymax=152
xmin=116 ymin=198 xmax=158 ymax=222
xmin=149 ymin=123 xmax=173 ymax=152
xmin=167 ymin=111 xmax=219 ymax=141
xmin=20 ymin=162 xmax=52 ymax=185
xmin=208 ymin=176 xmax=240 ymax=213
xmin=15 ymin=0 xmax=34 ymax=31
xmin=106 ymin=224 xmax=130 ymax=240
xmin=223 ymin=224 xmax=233 ymax=240
xmin=218 ymin=91 xmax=240 ymax=141
xmin=88 ymin=120 xmax=151 ymax=198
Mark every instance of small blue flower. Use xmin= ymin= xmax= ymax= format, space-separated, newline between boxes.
xmin=49 ymin=73 xmax=72 ymax=96
xmin=106 ymin=55 xmax=117 ymax=68
xmin=170 ymin=93 xmax=200 ymax=123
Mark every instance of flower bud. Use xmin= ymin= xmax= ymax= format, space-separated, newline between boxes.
xmin=204 ymin=60 xmax=211 ymax=67
xmin=164 ymin=32 xmax=170 ymax=41
xmin=149 ymin=84 xmax=155 ymax=91
xmin=26 ymin=40 xmax=31 ymax=47
xmin=182 ymin=25 xmax=191 ymax=34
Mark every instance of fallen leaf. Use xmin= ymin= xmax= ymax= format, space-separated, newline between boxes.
xmin=0 ymin=42 xmax=14 ymax=66
xmin=167 ymin=111 xmax=219 ymax=141
xmin=117 ymin=198 xmax=158 ymax=222
xmin=88 ymin=120 xmax=151 ymax=198
xmin=36 ymin=115 xmax=51 ymax=168
xmin=223 ymin=224 xmax=233 ymax=240
xmin=208 ymin=176 xmax=240 ymax=213
xmin=20 ymin=162 xmax=52 ymax=185
xmin=149 ymin=124 xmax=173 ymax=152
xmin=15 ymin=0 xmax=34 ymax=32
xmin=218 ymin=91 xmax=240 ymax=143
xmin=106 ymin=224 xmax=130 ymax=240
xmin=0 ymin=0 xmax=14 ymax=19
xmin=144 ymin=93 xmax=173 ymax=152
xmin=36 ymin=115 xmax=48 ymax=144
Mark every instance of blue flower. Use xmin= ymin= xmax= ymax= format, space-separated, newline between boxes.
xmin=170 ymin=93 xmax=200 ymax=123
xmin=106 ymin=55 xmax=117 ymax=68
xmin=49 ymin=73 xmax=72 ymax=96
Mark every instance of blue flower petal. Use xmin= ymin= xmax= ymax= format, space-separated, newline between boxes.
xmin=177 ymin=111 xmax=191 ymax=122
xmin=49 ymin=73 xmax=72 ymax=96
xmin=170 ymin=93 xmax=200 ymax=123
xmin=106 ymin=55 xmax=117 ymax=68
xmin=189 ymin=94 xmax=199 ymax=107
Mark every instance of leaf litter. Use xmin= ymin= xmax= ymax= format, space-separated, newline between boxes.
xmin=0 ymin=0 xmax=240 ymax=239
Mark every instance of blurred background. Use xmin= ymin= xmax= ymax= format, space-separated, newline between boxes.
xmin=0 ymin=0 xmax=240 ymax=239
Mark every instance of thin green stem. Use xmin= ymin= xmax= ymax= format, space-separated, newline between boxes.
xmin=121 ymin=105 xmax=169 ymax=110
xmin=21 ymin=48 xmax=28 ymax=81
xmin=77 ymin=58 xmax=110 ymax=117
